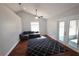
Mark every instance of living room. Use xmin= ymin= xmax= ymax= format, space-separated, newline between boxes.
xmin=0 ymin=3 xmax=79 ymax=56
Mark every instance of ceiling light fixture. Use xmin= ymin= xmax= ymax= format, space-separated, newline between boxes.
xmin=35 ymin=9 xmax=39 ymax=19
xmin=34 ymin=9 xmax=43 ymax=19
xmin=18 ymin=3 xmax=25 ymax=11
xmin=35 ymin=16 xmax=39 ymax=19
xmin=19 ymin=3 xmax=21 ymax=5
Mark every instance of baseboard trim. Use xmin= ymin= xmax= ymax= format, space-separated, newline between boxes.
xmin=5 ymin=40 xmax=20 ymax=56
xmin=46 ymin=34 xmax=57 ymax=40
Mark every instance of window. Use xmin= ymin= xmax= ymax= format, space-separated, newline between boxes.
xmin=31 ymin=22 xmax=39 ymax=32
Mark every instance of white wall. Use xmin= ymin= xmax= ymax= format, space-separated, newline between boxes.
xmin=39 ymin=18 xmax=47 ymax=35
xmin=17 ymin=11 xmax=47 ymax=35
xmin=0 ymin=6 xmax=22 ymax=56
xmin=47 ymin=19 xmax=57 ymax=39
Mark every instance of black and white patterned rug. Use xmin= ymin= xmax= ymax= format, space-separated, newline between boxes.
xmin=27 ymin=36 xmax=68 ymax=56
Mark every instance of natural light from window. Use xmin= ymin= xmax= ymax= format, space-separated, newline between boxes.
xmin=31 ymin=22 xmax=39 ymax=32
xmin=59 ymin=21 xmax=65 ymax=41
xmin=69 ymin=20 xmax=77 ymax=36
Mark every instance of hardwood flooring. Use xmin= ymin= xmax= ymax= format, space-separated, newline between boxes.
xmin=9 ymin=39 xmax=27 ymax=56
xmin=9 ymin=37 xmax=79 ymax=56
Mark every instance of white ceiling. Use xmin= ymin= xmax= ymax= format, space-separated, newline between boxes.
xmin=3 ymin=3 xmax=79 ymax=19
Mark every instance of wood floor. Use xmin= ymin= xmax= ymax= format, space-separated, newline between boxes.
xmin=9 ymin=37 xmax=79 ymax=56
xmin=9 ymin=39 xmax=27 ymax=56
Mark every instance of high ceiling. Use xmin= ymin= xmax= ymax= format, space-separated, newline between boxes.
xmin=3 ymin=3 xmax=79 ymax=19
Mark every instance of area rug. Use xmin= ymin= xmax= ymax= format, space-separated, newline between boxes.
xmin=27 ymin=36 xmax=68 ymax=56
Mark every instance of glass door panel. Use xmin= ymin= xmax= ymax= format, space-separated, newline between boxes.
xmin=59 ymin=21 xmax=65 ymax=41
xmin=69 ymin=20 xmax=78 ymax=48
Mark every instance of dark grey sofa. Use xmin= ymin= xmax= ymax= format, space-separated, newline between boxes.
xmin=19 ymin=31 xmax=40 ymax=40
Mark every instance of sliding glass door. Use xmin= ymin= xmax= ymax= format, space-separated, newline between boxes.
xmin=69 ymin=20 xmax=78 ymax=48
